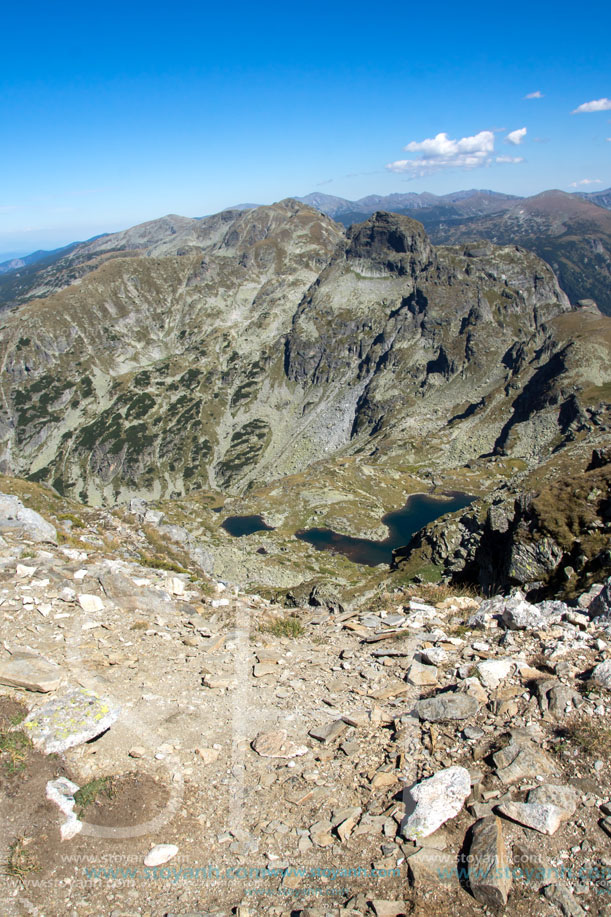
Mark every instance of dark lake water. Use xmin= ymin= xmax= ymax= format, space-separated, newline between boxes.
xmin=295 ymin=492 xmax=474 ymax=567
xmin=221 ymin=514 xmax=274 ymax=537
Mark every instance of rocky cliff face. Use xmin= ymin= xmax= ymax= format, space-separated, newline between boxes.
xmin=394 ymin=444 xmax=611 ymax=598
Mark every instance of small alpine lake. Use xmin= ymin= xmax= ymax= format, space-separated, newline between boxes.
xmin=295 ymin=491 xmax=475 ymax=566
xmin=221 ymin=514 xmax=274 ymax=537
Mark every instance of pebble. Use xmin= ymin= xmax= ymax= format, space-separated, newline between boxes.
xmin=143 ymin=844 xmax=179 ymax=867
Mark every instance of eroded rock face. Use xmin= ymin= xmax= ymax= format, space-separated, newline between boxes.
xmin=394 ymin=453 xmax=611 ymax=598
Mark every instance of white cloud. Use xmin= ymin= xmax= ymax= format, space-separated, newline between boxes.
xmin=496 ymin=156 xmax=524 ymax=164
xmin=403 ymin=130 xmax=495 ymax=157
xmin=572 ymin=98 xmax=611 ymax=113
xmin=506 ymin=127 xmax=527 ymax=145
xmin=569 ymin=178 xmax=602 ymax=186
xmin=386 ymin=130 xmax=506 ymax=176
xmin=524 ymin=90 xmax=543 ymax=99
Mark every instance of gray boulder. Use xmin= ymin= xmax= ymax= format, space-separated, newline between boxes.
xmin=588 ymin=578 xmax=611 ymax=619
xmin=413 ymin=691 xmax=479 ymax=722
xmin=0 ymin=493 xmax=57 ymax=543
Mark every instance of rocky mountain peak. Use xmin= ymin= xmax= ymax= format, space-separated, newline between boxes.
xmin=345 ymin=210 xmax=435 ymax=276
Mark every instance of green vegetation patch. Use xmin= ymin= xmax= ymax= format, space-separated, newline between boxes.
xmin=0 ymin=728 xmax=32 ymax=776
xmin=259 ymin=614 xmax=305 ymax=638
xmin=74 ymin=776 xmax=113 ymax=815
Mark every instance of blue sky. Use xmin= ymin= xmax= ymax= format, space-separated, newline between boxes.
xmin=1 ymin=0 xmax=609 ymax=256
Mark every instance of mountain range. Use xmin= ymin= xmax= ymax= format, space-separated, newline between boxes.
xmin=2 ymin=187 xmax=610 ymax=317
xmin=0 ymin=197 xmax=609 ymax=598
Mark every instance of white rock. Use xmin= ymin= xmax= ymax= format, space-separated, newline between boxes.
xmin=476 ymin=658 xmax=515 ymax=690
xmin=0 ymin=493 xmax=57 ymax=542
xmin=16 ymin=564 xmax=37 ymax=578
xmin=77 ymin=594 xmax=104 ymax=613
xmin=144 ymin=844 xmax=179 ymax=867
xmin=420 ymin=647 xmax=448 ymax=666
xmin=402 ymin=766 xmax=471 ymax=840
xmin=211 ymin=598 xmax=230 ymax=607
xmin=592 ymin=659 xmax=611 ymax=689
xmin=497 ymin=801 xmax=564 ymax=835
xmin=46 ymin=777 xmax=83 ymax=840
xmin=501 ymin=597 xmax=547 ymax=630
xmin=165 ymin=576 xmax=185 ymax=596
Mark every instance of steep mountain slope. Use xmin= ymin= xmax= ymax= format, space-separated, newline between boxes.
xmin=1 ymin=204 xmax=609 ymax=524
xmin=0 ymin=210 xmax=245 ymax=312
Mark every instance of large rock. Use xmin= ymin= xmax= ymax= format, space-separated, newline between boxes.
xmin=500 ymin=596 xmax=549 ymax=630
xmin=413 ymin=691 xmax=479 ymax=722
xmin=402 ymin=766 xmax=471 ymax=840
xmin=506 ymin=537 xmax=563 ymax=585
xmin=0 ymin=493 xmax=56 ymax=542
xmin=468 ymin=816 xmax=512 ymax=911
xmin=591 ymin=659 xmax=611 ymax=689
xmin=493 ymin=739 xmax=557 ymax=784
xmin=469 ymin=594 xmax=509 ymax=628
xmin=527 ymin=785 xmax=578 ymax=819
xmin=497 ymin=801 xmax=564 ymax=835
xmin=588 ymin=578 xmax=611 ymax=619
xmin=0 ymin=652 xmax=62 ymax=693
xmin=21 ymin=688 xmax=120 ymax=754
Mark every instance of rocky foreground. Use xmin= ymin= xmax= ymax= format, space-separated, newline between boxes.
xmin=1 ymin=489 xmax=611 ymax=917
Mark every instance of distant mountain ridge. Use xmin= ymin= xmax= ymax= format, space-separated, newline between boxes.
xmin=1 ymin=187 xmax=610 ymax=316
xmin=297 ymin=188 xmax=520 ymax=219
xmin=295 ymin=188 xmax=611 ymax=316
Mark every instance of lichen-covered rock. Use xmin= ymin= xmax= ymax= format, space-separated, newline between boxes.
xmin=21 ymin=688 xmax=120 ymax=754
